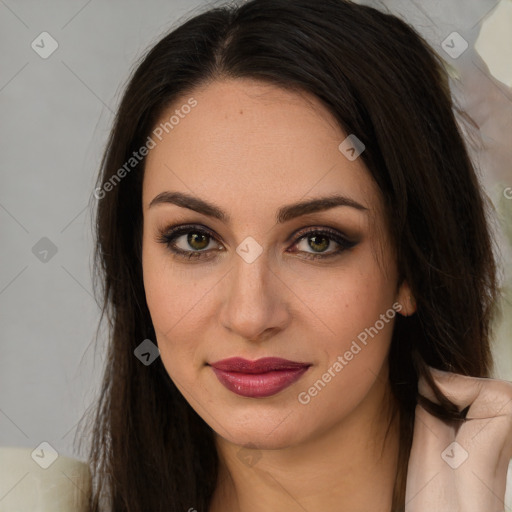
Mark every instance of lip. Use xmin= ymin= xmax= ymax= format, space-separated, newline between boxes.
xmin=209 ymin=357 xmax=311 ymax=398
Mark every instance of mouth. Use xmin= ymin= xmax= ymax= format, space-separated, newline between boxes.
xmin=208 ymin=357 xmax=311 ymax=398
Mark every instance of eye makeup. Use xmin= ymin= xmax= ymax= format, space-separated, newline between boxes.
xmin=155 ymin=223 xmax=359 ymax=262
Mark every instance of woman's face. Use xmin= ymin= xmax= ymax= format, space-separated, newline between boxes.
xmin=142 ymin=78 xmax=410 ymax=449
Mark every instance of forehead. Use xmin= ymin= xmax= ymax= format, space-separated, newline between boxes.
xmin=142 ymin=78 xmax=379 ymax=218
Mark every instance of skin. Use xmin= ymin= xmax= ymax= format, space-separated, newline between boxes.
xmin=141 ymin=78 xmax=415 ymax=512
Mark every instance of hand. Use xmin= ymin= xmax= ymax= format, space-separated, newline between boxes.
xmin=405 ymin=367 xmax=512 ymax=512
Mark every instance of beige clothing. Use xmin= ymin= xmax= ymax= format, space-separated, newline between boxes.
xmin=406 ymin=367 xmax=512 ymax=512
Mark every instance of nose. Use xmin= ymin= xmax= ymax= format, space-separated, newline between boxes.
xmin=218 ymin=246 xmax=291 ymax=344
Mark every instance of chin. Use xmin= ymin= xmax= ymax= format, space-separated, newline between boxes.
xmin=211 ymin=405 xmax=312 ymax=450
xmin=221 ymin=428 xmax=299 ymax=451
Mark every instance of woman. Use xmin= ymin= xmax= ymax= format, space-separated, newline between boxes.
xmin=82 ymin=0 xmax=512 ymax=510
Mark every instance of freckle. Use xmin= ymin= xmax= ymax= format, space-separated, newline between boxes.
xmin=239 ymin=109 xmax=243 ymax=115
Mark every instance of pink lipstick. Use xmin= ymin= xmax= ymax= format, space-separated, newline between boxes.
xmin=209 ymin=357 xmax=311 ymax=398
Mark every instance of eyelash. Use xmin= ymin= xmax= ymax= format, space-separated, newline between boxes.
xmin=156 ymin=223 xmax=357 ymax=261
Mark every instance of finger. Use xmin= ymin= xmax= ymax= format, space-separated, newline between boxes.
xmin=419 ymin=367 xmax=512 ymax=421
xmin=425 ymin=367 xmax=486 ymax=408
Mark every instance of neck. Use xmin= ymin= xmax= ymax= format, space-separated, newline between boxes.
xmin=209 ymin=375 xmax=400 ymax=512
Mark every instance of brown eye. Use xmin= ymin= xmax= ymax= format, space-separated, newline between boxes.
xmin=187 ymin=232 xmax=210 ymax=251
xmin=306 ymin=234 xmax=330 ymax=253
xmin=157 ymin=224 xmax=357 ymax=262
xmin=156 ymin=224 xmax=223 ymax=260
xmin=289 ymin=227 xmax=358 ymax=260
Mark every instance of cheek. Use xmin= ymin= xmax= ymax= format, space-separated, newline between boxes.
xmin=288 ymin=251 xmax=397 ymax=349
xmin=141 ymin=243 xmax=217 ymax=381
xmin=142 ymin=234 xmax=202 ymax=335
xmin=142 ymin=242 xmax=185 ymax=352
xmin=291 ymin=251 xmax=397 ymax=400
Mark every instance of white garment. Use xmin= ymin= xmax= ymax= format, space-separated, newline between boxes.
xmin=405 ymin=367 xmax=512 ymax=512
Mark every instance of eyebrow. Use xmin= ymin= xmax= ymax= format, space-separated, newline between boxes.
xmin=148 ymin=191 xmax=368 ymax=224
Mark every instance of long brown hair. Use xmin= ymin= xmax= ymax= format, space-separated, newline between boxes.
xmin=78 ymin=1 xmax=498 ymax=510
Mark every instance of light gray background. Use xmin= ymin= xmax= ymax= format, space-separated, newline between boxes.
xmin=1 ymin=0 xmax=511 ymax=465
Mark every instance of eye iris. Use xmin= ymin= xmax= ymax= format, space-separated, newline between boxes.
xmin=309 ymin=234 xmax=329 ymax=252
xmin=188 ymin=232 xmax=209 ymax=250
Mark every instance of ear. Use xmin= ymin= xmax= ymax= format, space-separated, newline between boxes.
xmin=396 ymin=280 xmax=416 ymax=316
